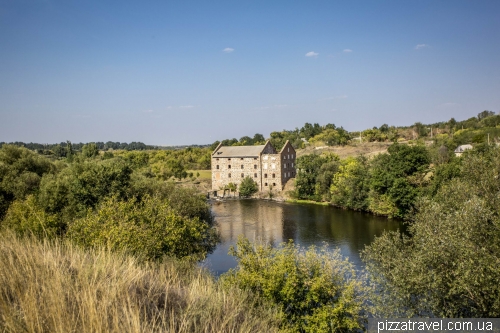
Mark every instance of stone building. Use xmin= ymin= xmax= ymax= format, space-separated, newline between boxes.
xmin=211 ymin=140 xmax=296 ymax=194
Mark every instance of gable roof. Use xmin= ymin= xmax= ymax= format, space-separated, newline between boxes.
xmin=213 ymin=145 xmax=266 ymax=157
xmin=279 ymin=140 xmax=296 ymax=154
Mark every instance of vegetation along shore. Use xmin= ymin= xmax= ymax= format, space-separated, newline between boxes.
xmin=1 ymin=110 xmax=500 ymax=331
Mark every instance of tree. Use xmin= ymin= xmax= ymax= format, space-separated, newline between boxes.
xmin=252 ymin=133 xmax=266 ymax=145
xmin=238 ymin=176 xmax=258 ymax=197
xmin=477 ymin=110 xmax=495 ymax=120
xmin=294 ymin=154 xmax=325 ymax=200
xmin=330 ymin=156 xmax=370 ymax=211
xmin=369 ymin=144 xmax=430 ymax=217
xmin=81 ymin=143 xmax=99 ymax=158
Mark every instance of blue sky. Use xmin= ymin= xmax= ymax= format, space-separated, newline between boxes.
xmin=1 ymin=0 xmax=499 ymax=145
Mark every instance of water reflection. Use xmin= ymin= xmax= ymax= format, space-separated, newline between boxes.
xmin=203 ymin=199 xmax=404 ymax=276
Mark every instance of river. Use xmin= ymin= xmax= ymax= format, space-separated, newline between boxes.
xmin=202 ymin=199 xmax=405 ymax=276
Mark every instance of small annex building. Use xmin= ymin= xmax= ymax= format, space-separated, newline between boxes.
xmin=454 ymin=144 xmax=473 ymax=157
xmin=211 ymin=140 xmax=296 ymax=194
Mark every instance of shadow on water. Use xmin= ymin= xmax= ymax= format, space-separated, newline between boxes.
xmin=202 ymin=199 xmax=406 ymax=276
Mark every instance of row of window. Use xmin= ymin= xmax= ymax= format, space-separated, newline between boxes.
xmin=216 ymin=164 xmax=259 ymax=170
xmin=225 ymin=173 xmax=278 ymax=178
xmin=215 ymin=157 xmax=257 ymax=161
xmin=264 ymin=182 xmax=276 ymax=187
xmin=283 ymin=154 xmax=294 ymax=160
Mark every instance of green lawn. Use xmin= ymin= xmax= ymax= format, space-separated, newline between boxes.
xmin=188 ymin=170 xmax=211 ymax=179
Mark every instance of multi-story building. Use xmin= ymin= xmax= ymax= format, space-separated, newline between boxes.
xmin=211 ymin=140 xmax=296 ymax=193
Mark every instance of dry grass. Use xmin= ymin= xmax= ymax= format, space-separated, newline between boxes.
xmin=0 ymin=232 xmax=280 ymax=333
xmin=297 ymin=142 xmax=393 ymax=159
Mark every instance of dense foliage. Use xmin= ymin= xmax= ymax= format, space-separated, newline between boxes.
xmin=68 ymin=195 xmax=218 ymax=261
xmin=294 ymin=144 xmax=430 ymax=218
xmin=363 ymin=147 xmax=500 ymax=317
xmin=222 ymin=237 xmax=367 ymax=332
xmin=0 ymin=145 xmax=217 ymax=261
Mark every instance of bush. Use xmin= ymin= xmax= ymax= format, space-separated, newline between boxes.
xmin=222 ymin=237 xmax=367 ymax=332
xmin=1 ymin=196 xmax=62 ymax=238
xmin=67 ymin=195 xmax=218 ymax=261
xmin=239 ymin=176 xmax=258 ymax=197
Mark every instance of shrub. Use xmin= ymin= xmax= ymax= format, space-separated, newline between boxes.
xmin=67 ymin=195 xmax=218 ymax=261
xmin=239 ymin=176 xmax=258 ymax=197
xmin=1 ymin=195 xmax=62 ymax=238
xmin=222 ymin=237 xmax=367 ymax=332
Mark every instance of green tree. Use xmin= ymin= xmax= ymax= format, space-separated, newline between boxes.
xmin=0 ymin=145 xmax=55 ymax=218
xmin=369 ymin=144 xmax=430 ymax=217
xmin=81 ymin=143 xmax=99 ymax=158
xmin=222 ymin=237 xmax=367 ymax=332
xmin=330 ymin=156 xmax=370 ymax=211
xmin=239 ymin=176 xmax=258 ymax=197
xmin=294 ymin=154 xmax=325 ymax=200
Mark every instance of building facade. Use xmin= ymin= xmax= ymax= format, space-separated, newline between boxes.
xmin=211 ymin=140 xmax=296 ymax=193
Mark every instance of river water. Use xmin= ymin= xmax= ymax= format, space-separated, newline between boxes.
xmin=202 ymin=199 xmax=405 ymax=276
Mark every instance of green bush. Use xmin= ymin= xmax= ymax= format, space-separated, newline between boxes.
xmin=222 ymin=237 xmax=367 ymax=332
xmin=1 ymin=195 xmax=62 ymax=238
xmin=239 ymin=176 xmax=258 ymax=197
xmin=67 ymin=195 xmax=218 ymax=261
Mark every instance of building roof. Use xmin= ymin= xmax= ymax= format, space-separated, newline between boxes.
xmin=213 ymin=145 xmax=266 ymax=157
xmin=454 ymin=144 xmax=473 ymax=153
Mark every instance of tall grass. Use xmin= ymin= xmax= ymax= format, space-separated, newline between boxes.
xmin=0 ymin=232 xmax=280 ymax=333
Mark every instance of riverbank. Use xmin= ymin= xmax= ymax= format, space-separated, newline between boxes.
xmin=285 ymin=198 xmax=330 ymax=206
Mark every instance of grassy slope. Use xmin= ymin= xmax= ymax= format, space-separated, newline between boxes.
xmin=0 ymin=232 xmax=280 ymax=333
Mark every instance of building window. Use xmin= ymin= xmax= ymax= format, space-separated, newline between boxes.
xmin=284 ymin=155 xmax=287 ymax=159
xmin=288 ymin=154 xmax=290 ymax=159
xmin=292 ymin=154 xmax=294 ymax=159
xmin=264 ymin=174 xmax=268 ymax=178
xmin=228 ymin=158 xmax=231 ymax=161
xmin=216 ymin=165 xmax=219 ymax=169
xmin=254 ymin=165 xmax=257 ymax=169
xmin=265 ymin=182 xmax=268 ymax=186
xmin=228 ymin=165 xmax=231 ymax=169
xmin=272 ymin=173 xmax=275 ymax=178
xmin=284 ymin=164 xmax=287 ymax=169
xmin=241 ymin=165 xmax=244 ymax=169
xmin=254 ymin=173 xmax=257 ymax=178
xmin=263 ymin=163 xmax=268 ymax=169
xmin=273 ymin=182 xmax=276 ymax=186
xmin=254 ymin=157 xmax=257 ymax=160
xmin=263 ymin=155 xmax=268 ymax=160
xmin=271 ymin=163 xmax=276 ymax=169
xmin=241 ymin=158 xmax=244 ymax=160
xmin=288 ymin=147 xmax=289 ymax=152
xmin=228 ymin=173 xmax=231 ymax=178
xmin=216 ymin=158 xmax=219 ymax=161
xmin=241 ymin=173 xmax=244 ymax=178
xmin=292 ymin=163 xmax=294 ymax=167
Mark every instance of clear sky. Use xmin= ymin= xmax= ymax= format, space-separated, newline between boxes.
xmin=1 ymin=0 xmax=499 ymax=145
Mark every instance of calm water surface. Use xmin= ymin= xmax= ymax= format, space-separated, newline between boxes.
xmin=202 ymin=199 xmax=405 ymax=276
